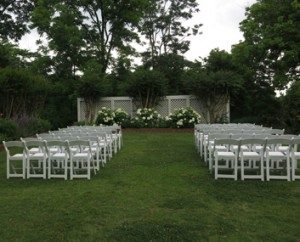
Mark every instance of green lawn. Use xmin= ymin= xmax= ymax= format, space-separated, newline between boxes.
xmin=0 ymin=132 xmax=299 ymax=241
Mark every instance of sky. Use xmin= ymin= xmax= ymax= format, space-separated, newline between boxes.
xmin=185 ymin=0 xmax=257 ymax=60
xmin=19 ymin=0 xmax=257 ymax=61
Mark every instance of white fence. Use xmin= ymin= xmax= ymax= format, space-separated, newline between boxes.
xmin=77 ymin=95 xmax=230 ymax=123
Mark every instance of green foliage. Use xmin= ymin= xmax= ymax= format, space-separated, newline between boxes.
xmin=95 ymin=107 xmax=116 ymax=126
xmin=0 ymin=67 xmax=50 ymax=119
xmin=114 ymin=108 xmax=130 ymax=126
xmin=95 ymin=107 xmax=129 ymax=127
xmin=14 ymin=115 xmax=52 ymax=138
xmin=127 ymin=68 xmax=168 ymax=108
xmin=239 ymin=0 xmax=300 ymax=88
xmin=132 ymin=108 xmax=162 ymax=128
xmin=31 ymin=0 xmax=149 ymax=74
xmin=0 ymin=118 xmax=19 ymax=140
xmin=150 ymin=53 xmax=191 ymax=95
xmin=166 ymin=107 xmax=201 ymax=128
xmin=141 ymin=0 xmax=201 ymax=58
xmin=0 ymin=0 xmax=34 ymax=41
xmin=184 ymin=49 xmax=243 ymax=123
xmin=282 ymin=82 xmax=300 ymax=134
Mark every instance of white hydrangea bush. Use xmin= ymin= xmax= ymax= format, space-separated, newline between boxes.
xmin=166 ymin=107 xmax=201 ymax=128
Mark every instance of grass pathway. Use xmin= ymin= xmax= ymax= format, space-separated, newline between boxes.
xmin=0 ymin=132 xmax=299 ymax=241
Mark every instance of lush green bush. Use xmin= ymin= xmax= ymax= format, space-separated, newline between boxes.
xmin=95 ymin=107 xmax=115 ymax=126
xmin=13 ymin=115 xmax=51 ymax=138
xmin=95 ymin=107 xmax=129 ymax=126
xmin=132 ymin=108 xmax=162 ymax=128
xmin=0 ymin=118 xmax=19 ymax=140
xmin=166 ymin=107 xmax=201 ymax=128
xmin=114 ymin=108 xmax=130 ymax=125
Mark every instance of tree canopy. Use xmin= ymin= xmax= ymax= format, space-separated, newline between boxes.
xmin=0 ymin=0 xmax=34 ymax=41
xmin=240 ymin=0 xmax=300 ymax=89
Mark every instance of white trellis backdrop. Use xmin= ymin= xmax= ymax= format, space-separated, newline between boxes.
xmin=77 ymin=95 xmax=230 ymax=123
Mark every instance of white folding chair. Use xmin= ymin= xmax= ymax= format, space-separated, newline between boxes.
xmin=20 ymin=137 xmax=42 ymax=154
xmin=207 ymin=134 xmax=231 ymax=172
xmin=23 ymin=140 xmax=47 ymax=179
xmin=45 ymin=140 xmax=69 ymax=180
xmin=265 ymin=138 xmax=292 ymax=181
xmin=79 ymin=136 xmax=103 ymax=171
xmin=240 ymin=138 xmax=266 ymax=181
xmin=3 ymin=141 xmax=27 ymax=179
xmin=213 ymin=139 xmax=240 ymax=180
xmin=68 ymin=140 xmax=96 ymax=180
xmin=291 ymin=137 xmax=300 ymax=181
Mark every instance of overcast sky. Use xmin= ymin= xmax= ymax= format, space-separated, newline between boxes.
xmin=19 ymin=0 xmax=257 ymax=61
xmin=186 ymin=0 xmax=257 ymax=60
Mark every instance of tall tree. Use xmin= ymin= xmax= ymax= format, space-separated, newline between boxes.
xmin=31 ymin=0 xmax=149 ymax=74
xmin=149 ymin=53 xmax=191 ymax=94
xmin=140 ymin=0 xmax=201 ymax=64
xmin=240 ymin=0 xmax=300 ymax=89
xmin=127 ymin=68 xmax=168 ymax=108
xmin=0 ymin=0 xmax=34 ymax=41
xmin=184 ymin=49 xmax=243 ymax=123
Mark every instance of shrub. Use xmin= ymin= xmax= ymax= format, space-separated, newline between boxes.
xmin=12 ymin=114 xmax=52 ymax=137
xmin=133 ymin=108 xmax=161 ymax=128
xmin=95 ymin=107 xmax=130 ymax=127
xmin=0 ymin=118 xmax=19 ymax=140
xmin=166 ymin=107 xmax=201 ymax=128
xmin=95 ymin=107 xmax=115 ymax=126
xmin=114 ymin=108 xmax=130 ymax=125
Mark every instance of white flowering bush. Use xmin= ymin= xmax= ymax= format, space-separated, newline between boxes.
xmin=114 ymin=108 xmax=129 ymax=125
xmin=95 ymin=107 xmax=115 ymax=126
xmin=133 ymin=108 xmax=161 ymax=128
xmin=95 ymin=107 xmax=129 ymax=126
xmin=166 ymin=107 xmax=201 ymax=128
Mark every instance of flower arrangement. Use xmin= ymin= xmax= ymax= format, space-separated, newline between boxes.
xmin=166 ymin=107 xmax=201 ymax=128
xmin=134 ymin=108 xmax=161 ymax=128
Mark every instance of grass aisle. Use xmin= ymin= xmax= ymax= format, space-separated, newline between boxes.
xmin=0 ymin=132 xmax=299 ymax=241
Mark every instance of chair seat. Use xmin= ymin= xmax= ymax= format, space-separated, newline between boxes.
xmin=267 ymin=151 xmax=286 ymax=159
xmin=30 ymin=152 xmax=46 ymax=158
xmin=216 ymin=151 xmax=235 ymax=157
xmin=52 ymin=153 xmax=68 ymax=159
xmin=242 ymin=151 xmax=261 ymax=158
xmin=73 ymin=153 xmax=90 ymax=159
xmin=11 ymin=154 xmax=25 ymax=160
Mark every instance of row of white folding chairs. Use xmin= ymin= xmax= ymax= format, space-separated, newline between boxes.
xmin=48 ymin=127 xmax=122 ymax=153
xmin=203 ymin=133 xmax=293 ymax=167
xmin=34 ymin=133 xmax=113 ymax=164
xmin=3 ymin=139 xmax=100 ymax=180
xmin=211 ymin=137 xmax=300 ymax=181
xmin=196 ymin=128 xmax=285 ymax=157
xmin=38 ymin=130 xmax=118 ymax=157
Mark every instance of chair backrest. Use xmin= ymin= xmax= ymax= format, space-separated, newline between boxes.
xmin=240 ymin=138 xmax=267 ymax=152
xmin=67 ymin=140 xmax=92 ymax=154
xmin=270 ymin=129 xmax=285 ymax=135
xmin=266 ymin=138 xmax=292 ymax=144
xmin=213 ymin=138 xmax=241 ymax=153
xmin=22 ymin=140 xmax=46 ymax=153
xmin=265 ymin=138 xmax=292 ymax=152
xmin=3 ymin=141 xmax=24 ymax=154
xmin=291 ymin=137 xmax=300 ymax=151
xmin=20 ymin=137 xmax=40 ymax=141
xmin=44 ymin=140 xmax=68 ymax=154
xmin=207 ymin=133 xmax=231 ymax=141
